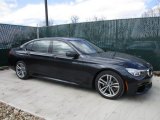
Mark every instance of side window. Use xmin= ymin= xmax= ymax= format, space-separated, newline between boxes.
xmin=52 ymin=41 xmax=75 ymax=55
xmin=25 ymin=42 xmax=33 ymax=51
xmin=32 ymin=40 xmax=50 ymax=53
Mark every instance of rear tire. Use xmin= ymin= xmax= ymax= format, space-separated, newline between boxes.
xmin=16 ymin=61 xmax=29 ymax=80
xmin=95 ymin=70 xmax=124 ymax=99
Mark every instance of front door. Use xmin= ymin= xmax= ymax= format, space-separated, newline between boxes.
xmin=49 ymin=40 xmax=88 ymax=84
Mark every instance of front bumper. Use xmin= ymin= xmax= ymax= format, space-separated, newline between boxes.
xmin=136 ymin=81 xmax=152 ymax=94
xmin=125 ymin=76 xmax=152 ymax=95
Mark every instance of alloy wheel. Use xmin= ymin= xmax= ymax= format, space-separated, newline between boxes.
xmin=98 ymin=74 xmax=120 ymax=97
xmin=16 ymin=62 xmax=27 ymax=79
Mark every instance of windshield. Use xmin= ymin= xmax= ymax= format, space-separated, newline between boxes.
xmin=70 ymin=39 xmax=104 ymax=54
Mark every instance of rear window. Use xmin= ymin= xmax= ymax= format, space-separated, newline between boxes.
xmin=25 ymin=42 xmax=33 ymax=51
xmin=32 ymin=40 xmax=51 ymax=53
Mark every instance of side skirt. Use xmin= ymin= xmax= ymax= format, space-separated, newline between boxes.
xmin=32 ymin=74 xmax=79 ymax=86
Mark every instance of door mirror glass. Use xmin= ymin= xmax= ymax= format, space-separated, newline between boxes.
xmin=66 ymin=51 xmax=79 ymax=59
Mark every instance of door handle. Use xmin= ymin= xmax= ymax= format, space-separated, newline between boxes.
xmin=52 ymin=54 xmax=56 ymax=58
xmin=26 ymin=51 xmax=30 ymax=56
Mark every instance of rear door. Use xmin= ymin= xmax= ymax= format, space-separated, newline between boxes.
xmin=26 ymin=40 xmax=52 ymax=76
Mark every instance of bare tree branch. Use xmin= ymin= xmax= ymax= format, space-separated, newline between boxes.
xmin=70 ymin=16 xmax=79 ymax=24
xmin=142 ymin=0 xmax=160 ymax=17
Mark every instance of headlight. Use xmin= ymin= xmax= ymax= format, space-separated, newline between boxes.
xmin=126 ymin=68 xmax=146 ymax=77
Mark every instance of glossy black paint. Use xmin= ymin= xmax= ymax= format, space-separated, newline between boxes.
xmin=9 ymin=37 xmax=153 ymax=95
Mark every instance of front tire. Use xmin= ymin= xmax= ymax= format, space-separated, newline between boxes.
xmin=16 ymin=61 xmax=29 ymax=80
xmin=95 ymin=71 xmax=124 ymax=99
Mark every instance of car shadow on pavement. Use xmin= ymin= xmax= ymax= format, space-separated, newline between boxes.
xmin=30 ymin=76 xmax=154 ymax=101
xmin=122 ymin=89 xmax=154 ymax=101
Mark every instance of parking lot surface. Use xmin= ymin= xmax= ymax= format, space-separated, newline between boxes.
xmin=0 ymin=69 xmax=160 ymax=120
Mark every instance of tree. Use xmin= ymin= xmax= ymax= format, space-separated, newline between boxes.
xmin=70 ymin=16 xmax=79 ymax=24
xmin=142 ymin=0 xmax=160 ymax=17
xmin=86 ymin=16 xmax=106 ymax=22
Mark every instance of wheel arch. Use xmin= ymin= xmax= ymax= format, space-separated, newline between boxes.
xmin=13 ymin=59 xmax=23 ymax=69
xmin=92 ymin=68 xmax=126 ymax=89
xmin=15 ymin=60 xmax=29 ymax=73
xmin=15 ymin=60 xmax=29 ymax=79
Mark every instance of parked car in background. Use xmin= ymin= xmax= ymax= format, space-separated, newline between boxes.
xmin=0 ymin=43 xmax=11 ymax=67
xmin=9 ymin=37 xmax=153 ymax=99
xmin=126 ymin=41 xmax=160 ymax=70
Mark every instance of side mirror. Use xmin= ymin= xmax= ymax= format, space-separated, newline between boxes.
xmin=66 ymin=51 xmax=79 ymax=59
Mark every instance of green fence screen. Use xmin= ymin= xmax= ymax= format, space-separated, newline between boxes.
xmin=0 ymin=17 xmax=160 ymax=70
xmin=0 ymin=24 xmax=37 ymax=66
xmin=39 ymin=17 xmax=160 ymax=70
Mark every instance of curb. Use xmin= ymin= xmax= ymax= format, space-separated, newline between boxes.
xmin=153 ymin=71 xmax=160 ymax=77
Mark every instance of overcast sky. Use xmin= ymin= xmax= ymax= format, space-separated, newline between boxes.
xmin=0 ymin=0 xmax=158 ymax=26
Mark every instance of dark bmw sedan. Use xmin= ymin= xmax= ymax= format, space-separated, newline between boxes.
xmin=9 ymin=37 xmax=153 ymax=99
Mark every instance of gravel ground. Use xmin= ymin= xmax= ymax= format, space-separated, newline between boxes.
xmin=0 ymin=101 xmax=45 ymax=120
xmin=153 ymin=71 xmax=160 ymax=76
xmin=0 ymin=69 xmax=160 ymax=120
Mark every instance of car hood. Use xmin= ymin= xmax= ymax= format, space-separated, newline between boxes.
xmin=87 ymin=51 xmax=152 ymax=69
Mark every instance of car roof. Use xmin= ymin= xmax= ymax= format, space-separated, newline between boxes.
xmin=36 ymin=37 xmax=84 ymax=41
xmin=20 ymin=37 xmax=85 ymax=48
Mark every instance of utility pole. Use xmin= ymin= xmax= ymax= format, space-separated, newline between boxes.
xmin=44 ymin=0 xmax=49 ymax=26
xmin=37 ymin=24 xmax=39 ymax=39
